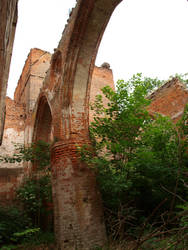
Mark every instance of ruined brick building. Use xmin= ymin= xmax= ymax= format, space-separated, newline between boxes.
xmin=0 ymin=47 xmax=187 ymax=246
xmin=0 ymin=0 xmax=188 ymax=249
xmin=0 ymin=47 xmax=115 ymax=201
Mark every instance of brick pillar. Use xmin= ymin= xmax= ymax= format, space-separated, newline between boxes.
xmin=51 ymin=141 xmax=106 ymax=250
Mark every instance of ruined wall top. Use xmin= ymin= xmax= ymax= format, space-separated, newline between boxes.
xmin=14 ymin=48 xmax=51 ymax=110
xmin=148 ymin=78 xmax=188 ymax=121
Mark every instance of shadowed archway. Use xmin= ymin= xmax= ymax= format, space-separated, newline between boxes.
xmin=33 ymin=96 xmax=53 ymax=144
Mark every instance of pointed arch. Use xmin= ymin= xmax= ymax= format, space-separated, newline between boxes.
xmin=33 ymin=95 xmax=53 ymax=144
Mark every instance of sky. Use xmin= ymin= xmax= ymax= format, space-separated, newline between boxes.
xmin=7 ymin=0 xmax=188 ymax=98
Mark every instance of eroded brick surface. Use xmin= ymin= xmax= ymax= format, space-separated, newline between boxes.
xmin=2 ymin=0 xmax=187 ymax=249
xmin=51 ymin=141 xmax=106 ymax=249
xmin=0 ymin=97 xmax=25 ymax=204
xmin=148 ymin=78 xmax=188 ymax=122
xmin=14 ymin=48 xmax=51 ymax=112
xmin=0 ymin=46 xmax=114 ymax=248
xmin=0 ymin=0 xmax=18 ymax=144
xmin=0 ymin=167 xmax=24 ymax=206
xmin=0 ymin=49 xmax=51 ymax=206
xmin=89 ymin=65 xmax=115 ymax=122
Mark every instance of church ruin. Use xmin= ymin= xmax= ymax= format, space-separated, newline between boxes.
xmin=0 ymin=0 xmax=188 ymax=249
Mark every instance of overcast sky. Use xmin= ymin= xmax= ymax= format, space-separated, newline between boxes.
xmin=7 ymin=0 xmax=188 ymax=98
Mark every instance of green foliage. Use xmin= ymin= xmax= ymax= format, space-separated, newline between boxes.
xmin=0 ymin=245 xmax=17 ymax=250
xmin=11 ymin=228 xmax=40 ymax=243
xmin=0 ymin=230 xmax=55 ymax=249
xmin=16 ymin=175 xmax=52 ymax=228
xmin=177 ymin=202 xmax=188 ymax=231
xmin=141 ymin=236 xmax=188 ymax=250
xmin=0 ymin=141 xmax=54 ymax=247
xmin=26 ymin=231 xmax=55 ymax=245
xmin=14 ymin=141 xmax=53 ymax=230
xmin=0 ymin=206 xmax=32 ymax=245
xmin=80 ymin=73 xmax=188 ymax=238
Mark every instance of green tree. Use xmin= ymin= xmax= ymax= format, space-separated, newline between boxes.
xmin=80 ymin=74 xmax=188 ymax=236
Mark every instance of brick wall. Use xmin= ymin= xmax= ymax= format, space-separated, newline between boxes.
xmin=148 ymin=78 xmax=188 ymax=122
xmin=0 ymin=98 xmax=25 ymax=205
xmin=0 ymin=167 xmax=24 ymax=206
xmin=14 ymin=48 xmax=51 ymax=113
xmin=0 ymin=48 xmax=115 ymax=208
xmin=89 ymin=64 xmax=115 ymax=122
xmin=0 ymin=0 xmax=18 ymax=144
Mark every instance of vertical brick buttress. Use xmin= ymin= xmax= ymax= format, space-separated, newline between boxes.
xmin=51 ymin=141 xmax=106 ymax=249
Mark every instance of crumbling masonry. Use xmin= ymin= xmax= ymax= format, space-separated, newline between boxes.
xmin=0 ymin=0 xmax=18 ymax=144
xmin=0 ymin=48 xmax=115 ymax=249
xmin=0 ymin=0 xmax=188 ymax=249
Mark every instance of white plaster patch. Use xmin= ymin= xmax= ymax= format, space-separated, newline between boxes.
xmin=0 ymin=128 xmax=24 ymax=168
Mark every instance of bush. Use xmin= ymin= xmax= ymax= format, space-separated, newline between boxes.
xmin=80 ymin=74 xmax=188 ymax=239
xmin=0 ymin=206 xmax=32 ymax=246
xmin=16 ymin=175 xmax=53 ymax=230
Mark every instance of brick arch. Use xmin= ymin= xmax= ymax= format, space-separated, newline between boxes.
xmin=41 ymin=0 xmax=123 ymax=248
xmin=63 ymin=0 xmax=122 ymax=142
xmin=33 ymin=95 xmax=53 ymax=144
xmin=46 ymin=0 xmax=122 ymax=143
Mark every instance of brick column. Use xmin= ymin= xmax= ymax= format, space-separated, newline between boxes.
xmin=51 ymin=141 xmax=106 ymax=250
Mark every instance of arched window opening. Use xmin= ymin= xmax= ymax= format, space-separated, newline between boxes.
xmin=34 ymin=97 xmax=53 ymax=144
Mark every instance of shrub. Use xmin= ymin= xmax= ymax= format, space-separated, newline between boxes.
xmin=0 ymin=206 xmax=31 ymax=245
xmin=16 ymin=175 xmax=53 ymax=230
xmin=80 ymin=74 xmax=188 ymax=239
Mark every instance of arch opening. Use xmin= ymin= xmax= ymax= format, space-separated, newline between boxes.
xmin=33 ymin=96 xmax=53 ymax=144
xmin=32 ymin=96 xmax=54 ymax=232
